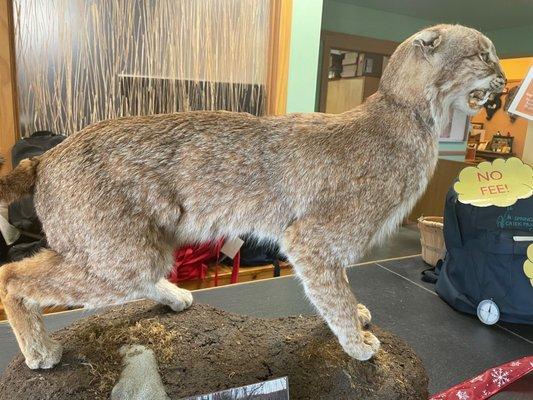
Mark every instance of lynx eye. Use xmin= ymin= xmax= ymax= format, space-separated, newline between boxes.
xmin=480 ymin=52 xmax=491 ymax=63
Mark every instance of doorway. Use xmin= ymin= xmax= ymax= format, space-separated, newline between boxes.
xmin=318 ymin=31 xmax=398 ymax=113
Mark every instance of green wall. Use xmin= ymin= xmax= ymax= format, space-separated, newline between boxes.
xmin=486 ymin=25 xmax=533 ymax=58
xmin=322 ymin=0 xmax=433 ymax=41
xmin=286 ymin=0 xmax=324 ymax=113
xmin=319 ymin=0 xmax=468 ymax=160
xmin=321 ymin=0 xmax=533 ymax=58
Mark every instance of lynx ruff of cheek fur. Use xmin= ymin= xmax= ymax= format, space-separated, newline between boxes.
xmin=0 ymin=24 xmax=505 ymax=370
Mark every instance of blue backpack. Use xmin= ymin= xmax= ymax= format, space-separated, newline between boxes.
xmin=436 ymin=187 xmax=533 ymax=324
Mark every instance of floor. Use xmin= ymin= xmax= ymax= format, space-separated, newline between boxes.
xmin=372 ymin=226 xmax=533 ymax=342
xmin=359 ymin=224 xmax=421 ymax=263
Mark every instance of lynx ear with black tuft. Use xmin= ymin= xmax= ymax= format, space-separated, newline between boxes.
xmin=412 ymin=30 xmax=442 ymax=58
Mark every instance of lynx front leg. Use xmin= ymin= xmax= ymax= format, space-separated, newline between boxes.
xmin=357 ymin=303 xmax=372 ymax=328
xmin=283 ymin=220 xmax=380 ymax=361
xmin=146 ymin=278 xmax=193 ymax=312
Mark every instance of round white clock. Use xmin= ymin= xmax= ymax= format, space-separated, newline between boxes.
xmin=477 ymin=299 xmax=500 ymax=325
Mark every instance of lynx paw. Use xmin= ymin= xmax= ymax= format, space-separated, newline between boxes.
xmin=167 ymin=287 xmax=193 ymax=312
xmin=341 ymin=331 xmax=380 ymax=361
xmin=24 ymin=339 xmax=63 ymax=370
xmin=155 ymin=279 xmax=194 ymax=312
xmin=357 ymin=303 xmax=372 ymax=327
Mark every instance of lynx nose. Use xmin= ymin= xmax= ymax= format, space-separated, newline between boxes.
xmin=494 ymin=63 xmax=506 ymax=84
xmin=490 ymin=76 xmax=506 ymax=93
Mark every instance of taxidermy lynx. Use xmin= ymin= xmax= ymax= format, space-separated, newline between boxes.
xmin=0 ymin=24 xmax=505 ymax=370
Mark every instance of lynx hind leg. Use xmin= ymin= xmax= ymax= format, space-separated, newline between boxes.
xmin=283 ymin=219 xmax=380 ymax=361
xmin=0 ymin=292 xmax=62 ymax=370
xmin=0 ymin=250 xmax=72 ymax=369
xmin=0 ymin=249 xmax=146 ymax=370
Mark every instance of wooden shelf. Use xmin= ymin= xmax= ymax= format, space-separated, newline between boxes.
xmin=180 ymin=262 xmax=293 ymax=290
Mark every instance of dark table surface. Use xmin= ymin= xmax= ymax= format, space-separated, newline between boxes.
xmin=1 ymin=255 xmax=532 ymax=398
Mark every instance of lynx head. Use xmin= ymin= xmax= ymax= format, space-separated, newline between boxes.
xmin=380 ymin=24 xmax=505 ymax=122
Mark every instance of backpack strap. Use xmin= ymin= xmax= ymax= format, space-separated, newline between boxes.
xmin=443 ymin=188 xmax=464 ymax=249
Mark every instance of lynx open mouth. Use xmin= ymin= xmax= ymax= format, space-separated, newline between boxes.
xmin=468 ymin=89 xmax=493 ymax=109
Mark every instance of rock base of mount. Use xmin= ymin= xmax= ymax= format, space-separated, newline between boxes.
xmin=0 ymin=302 xmax=428 ymax=400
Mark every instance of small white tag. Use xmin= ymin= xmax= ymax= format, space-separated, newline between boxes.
xmin=513 ymin=236 xmax=533 ymax=242
xmin=0 ymin=213 xmax=20 ymax=245
xmin=220 ymin=237 xmax=244 ymax=259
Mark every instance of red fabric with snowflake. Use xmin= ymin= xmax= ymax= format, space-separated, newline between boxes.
xmin=430 ymin=356 xmax=533 ymax=400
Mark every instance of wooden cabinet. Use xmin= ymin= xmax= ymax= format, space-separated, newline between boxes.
xmin=0 ymin=0 xmax=19 ymax=173
xmin=325 ymin=76 xmax=380 ymax=114
xmin=409 ymin=159 xmax=469 ymax=219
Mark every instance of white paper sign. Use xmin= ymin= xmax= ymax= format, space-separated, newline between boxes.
xmin=220 ymin=237 xmax=244 ymax=259
xmin=508 ymin=66 xmax=533 ymax=121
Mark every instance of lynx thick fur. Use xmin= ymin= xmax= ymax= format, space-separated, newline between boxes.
xmin=0 ymin=24 xmax=505 ymax=370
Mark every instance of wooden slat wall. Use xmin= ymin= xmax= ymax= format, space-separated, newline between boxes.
xmin=266 ymin=0 xmax=292 ymax=115
xmin=409 ymin=159 xmax=469 ymax=220
xmin=0 ymin=0 xmax=18 ymax=173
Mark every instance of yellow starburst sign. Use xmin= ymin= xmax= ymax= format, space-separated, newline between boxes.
xmin=454 ymin=157 xmax=533 ymax=207
xmin=524 ymin=244 xmax=533 ymax=287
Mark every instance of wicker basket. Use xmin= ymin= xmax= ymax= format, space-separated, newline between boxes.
xmin=417 ymin=216 xmax=445 ymax=267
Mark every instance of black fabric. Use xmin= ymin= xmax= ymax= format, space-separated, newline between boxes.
xmin=223 ymin=237 xmax=286 ymax=268
xmin=0 ymin=234 xmax=8 ymax=263
xmin=11 ymin=131 xmax=65 ymax=166
xmin=484 ymin=92 xmax=503 ymax=120
xmin=6 ymin=131 xmax=65 ymax=261
xmin=239 ymin=243 xmax=283 ymax=266
xmin=8 ymin=131 xmax=65 ymax=235
xmin=504 ymin=85 xmax=519 ymax=123
xmin=7 ymin=239 xmax=47 ymax=262
xmin=436 ymin=187 xmax=533 ymax=324
xmin=421 ymin=259 xmax=442 ymax=284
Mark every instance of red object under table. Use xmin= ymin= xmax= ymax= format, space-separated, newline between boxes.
xmin=168 ymin=239 xmax=240 ymax=286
